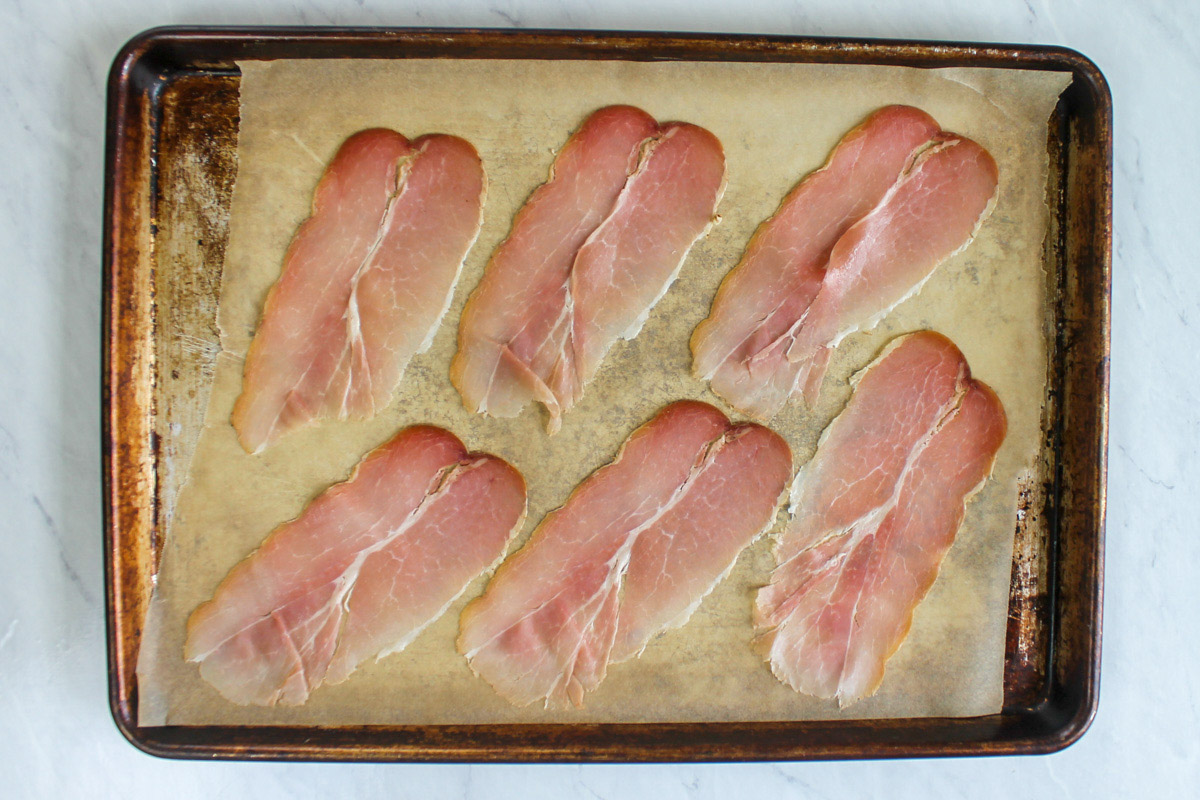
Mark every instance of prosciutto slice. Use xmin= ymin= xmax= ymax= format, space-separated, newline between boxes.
xmin=754 ymin=332 xmax=1007 ymax=706
xmin=691 ymin=107 xmax=998 ymax=419
xmin=185 ymin=426 xmax=526 ymax=706
xmin=232 ymin=129 xmax=486 ymax=453
xmin=458 ymin=401 xmax=791 ymax=708
xmin=451 ymin=106 xmax=726 ymax=433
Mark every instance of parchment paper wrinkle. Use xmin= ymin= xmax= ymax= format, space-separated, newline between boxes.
xmin=136 ymin=58 xmax=1070 ymax=726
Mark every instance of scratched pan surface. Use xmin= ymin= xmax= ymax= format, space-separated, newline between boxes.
xmin=102 ymin=27 xmax=1110 ymax=762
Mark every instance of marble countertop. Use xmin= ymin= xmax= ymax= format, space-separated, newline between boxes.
xmin=2 ymin=0 xmax=1196 ymax=796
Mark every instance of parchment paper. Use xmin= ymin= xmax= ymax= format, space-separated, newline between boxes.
xmin=137 ymin=58 xmax=1071 ymax=726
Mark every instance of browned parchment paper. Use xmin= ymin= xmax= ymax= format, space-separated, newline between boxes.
xmin=136 ymin=58 xmax=1071 ymax=726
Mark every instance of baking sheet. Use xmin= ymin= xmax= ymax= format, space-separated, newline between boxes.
xmin=137 ymin=58 xmax=1070 ymax=727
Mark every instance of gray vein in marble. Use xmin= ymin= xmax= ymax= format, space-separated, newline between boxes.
xmin=1116 ymin=444 xmax=1175 ymax=491
xmin=31 ymin=495 xmax=94 ymax=605
xmin=575 ymin=777 xmax=608 ymax=800
xmin=0 ymin=620 xmax=17 ymax=653
xmin=768 ymin=765 xmax=835 ymax=799
xmin=491 ymin=7 xmax=525 ymax=27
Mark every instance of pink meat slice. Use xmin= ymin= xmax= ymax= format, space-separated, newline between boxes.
xmin=779 ymin=135 xmax=999 ymax=404
xmin=232 ymin=130 xmax=486 ymax=453
xmin=185 ymin=426 xmax=526 ymax=706
xmin=458 ymin=401 xmax=791 ymax=708
xmin=692 ymin=105 xmax=939 ymax=420
xmin=451 ymin=107 xmax=726 ymax=433
xmin=753 ymin=332 xmax=1007 ymax=705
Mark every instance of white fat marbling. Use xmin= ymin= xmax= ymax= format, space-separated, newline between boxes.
xmin=1 ymin=0 xmax=1197 ymax=796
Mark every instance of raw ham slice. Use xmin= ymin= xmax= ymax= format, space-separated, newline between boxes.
xmin=458 ymin=401 xmax=791 ymax=708
xmin=232 ymin=129 xmax=486 ymax=453
xmin=451 ymin=106 xmax=726 ymax=433
xmin=691 ymin=107 xmax=998 ymax=419
xmin=779 ymin=136 xmax=999 ymax=402
xmin=692 ymin=106 xmax=939 ymax=419
xmin=185 ymin=426 xmax=526 ymax=706
xmin=753 ymin=332 xmax=1007 ymax=706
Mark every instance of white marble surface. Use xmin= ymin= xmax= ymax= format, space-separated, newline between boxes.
xmin=1 ymin=0 xmax=1196 ymax=796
